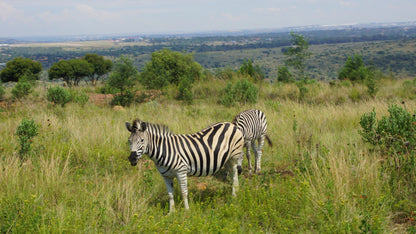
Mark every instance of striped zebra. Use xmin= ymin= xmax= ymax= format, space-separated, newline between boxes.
xmin=125 ymin=119 xmax=244 ymax=212
xmin=232 ymin=109 xmax=273 ymax=174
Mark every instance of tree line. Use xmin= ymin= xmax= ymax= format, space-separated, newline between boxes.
xmin=0 ymin=33 xmax=382 ymax=106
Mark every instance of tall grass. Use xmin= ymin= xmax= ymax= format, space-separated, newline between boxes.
xmin=0 ymin=78 xmax=415 ymax=232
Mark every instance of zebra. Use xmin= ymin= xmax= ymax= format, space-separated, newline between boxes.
xmin=125 ymin=119 xmax=244 ymax=212
xmin=232 ymin=109 xmax=273 ymax=174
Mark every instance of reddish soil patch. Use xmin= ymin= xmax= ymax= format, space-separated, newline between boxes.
xmin=88 ymin=93 xmax=113 ymax=106
xmin=135 ymin=90 xmax=163 ymax=102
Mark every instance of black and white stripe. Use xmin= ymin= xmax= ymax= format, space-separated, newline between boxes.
xmin=126 ymin=119 xmax=244 ymax=212
xmin=232 ymin=109 xmax=272 ymax=174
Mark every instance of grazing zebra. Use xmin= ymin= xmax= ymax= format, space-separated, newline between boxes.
xmin=125 ymin=119 xmax=244 ymax=212
xmin=232 ymin=109 xmax=273 ymax=174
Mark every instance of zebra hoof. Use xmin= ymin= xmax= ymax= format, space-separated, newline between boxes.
xmin=237 ymin=166 xmax=242 ymax=175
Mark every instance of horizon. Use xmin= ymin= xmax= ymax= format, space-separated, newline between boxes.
xmin=1 ymin=0 xmax=415 ymax=38
xmin=2 ymin=20 xmax=415 ymax=43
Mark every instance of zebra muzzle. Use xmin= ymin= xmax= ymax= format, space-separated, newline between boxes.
xmin=129 ymin=151 xmax=139 ymax=166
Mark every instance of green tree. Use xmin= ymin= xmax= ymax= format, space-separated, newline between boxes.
xmin=107 ymin=56 xmax=138 ymax=95
xmin=338 ymin=54 xmax=378 ymax=96
xmin=284 ymin=32 xmax=311 ymax=81
xmin=82 ymin=54 xmax=113 ymax=86
xmin=140 ymin=48 xmax=202 ymax=90
xmin=48 ymin=59 xmax=94 ymax=86
xmin=0 ymin=57 xmax=42 ymax=82
xmin=239 ymin=59 xmax=254 ymax=77
xmin=338 ymin=54 xmax=370 ymax=82
xmin=239 ymin=60 xmax=264 ymax=83
xmin=277 ymin=66 xmax=293 ymax=83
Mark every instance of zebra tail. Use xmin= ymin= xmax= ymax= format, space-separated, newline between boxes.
xmin=265 ymin=134 xmax=273 ymax=147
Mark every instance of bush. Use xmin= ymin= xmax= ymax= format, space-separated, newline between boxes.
xmin=15 ymin=118 xmax=39 ymax=159
xmin=47 ymin=86 xmax=71 ymax=107
xmin=176 ymin=76 xmax=193 ymax=104
xmin=359 ymin=104 xmax=416 ymax=154
xmin=111 ymin=91 xmax=135 ymax=107
xmin=11 ymin=80 xmax=32 ymax=99
xmin=220 ymin=79 xmax=258 ymax=106
xmin=220 ymin=82 xmax=235 ymax=106
xmin=296 ymin=81 xmax=308 ymax=100
xmin=359 ymin=104 xmax=416 ymax=206
xmin=277 ymin=66 xmax=293 ymax=83
xmin=0 ymin=84 xmax=5 ymax=100
xmin=70 ymin=90 xmax=89 ymax=107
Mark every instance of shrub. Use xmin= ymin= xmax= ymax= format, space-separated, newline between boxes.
xmin=349 ymin=88 xmax=362 ymax=102
xmin=359 ymin=104 xmax=416 ymax=154
xmin=11 ymin=80 xmax=32 ymax=99
xmin=0 ymin=83 xmax=5 ymax=100
xmin=71 ymin=90 xmax=89 ymax=107
xmin=15 ymin=118 xmax=39 ymax=159
xmin=47 ymin=86 xmax=71 ymax=107
xmin=220 ymin=79 xmax=258 ymax=106
xmin=277 ymin=66 xmax=293 ymax=83
xmin=359 ymin=104 xmax=416 ymax=207
xmin=296 ymin=81 xmax=308 ymax=100
xmin=177 ymin=77 xmax=193 ymax=104
xmin=220 ymin=82 xmax=236 ymax=106
xmin=340 ymin=80 xmax=352 ymax=87
xmin=338 ymin=54 xmax=370 ymax=82
xmin=111 ymin=91 xmax=135 ymax=107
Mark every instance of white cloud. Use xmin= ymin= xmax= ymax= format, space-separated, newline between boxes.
xmin=0 ymin=1 xmax=24 ymax=22
xmin=75 ymin=4 xmax=117 ymax=21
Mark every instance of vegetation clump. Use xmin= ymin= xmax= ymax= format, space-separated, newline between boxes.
xmin=11 ymin=77 xmax=32 ymax=100
xmin=359 ymin=104 xmax=416 ymax=219
xmin=15 ymin=118 xmax=39 ymax=159
xmin=0 ymin=57 xmax=42 ymax=82
xmin=47 ymin=86 xmax=71 ymax=107
xmin=220 ymin=78 xmax=258 ymax=106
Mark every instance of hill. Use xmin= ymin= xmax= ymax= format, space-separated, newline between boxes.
xmin=1 ymin=22 xmax=416 ymax=80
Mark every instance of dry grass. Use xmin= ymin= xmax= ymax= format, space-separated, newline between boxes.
xmin=0 ymin=78 xmax=415 ymax=232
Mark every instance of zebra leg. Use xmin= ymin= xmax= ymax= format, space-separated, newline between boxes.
xmin=176 ymin=172 xmax=189 ymax=210
xmin=237 ymin=146 xmax=245 ymax=174
xmin=246 ymin=142 xmax=253 ymax=173
xmin=231 ymin=159 xmax=239 ymax=196
xmin=163 ymin=177 xmax=175 ymax=213
xmin=254 ymin=136 xmax=265 ymax=173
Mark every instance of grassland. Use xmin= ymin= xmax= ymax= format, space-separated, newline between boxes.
xmin=1 ymin=77 xmax=416 ymax=233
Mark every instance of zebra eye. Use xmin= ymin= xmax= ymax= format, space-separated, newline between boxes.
xmin=140 ymin=138 xmax=144 ymax=143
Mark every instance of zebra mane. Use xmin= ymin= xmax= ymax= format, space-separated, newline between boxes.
xmin=132 ymin=119 xmax=172 ymax=135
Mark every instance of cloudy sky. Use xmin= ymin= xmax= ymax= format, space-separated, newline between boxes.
xmin=1 ymin=0 xmax=415 ymax=38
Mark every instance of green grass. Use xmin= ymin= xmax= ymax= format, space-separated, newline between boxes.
xmin=1 ymin=78 xmax=416 ymax=233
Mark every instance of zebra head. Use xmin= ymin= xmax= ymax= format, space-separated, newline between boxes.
xmin=126 ymin=120 xmax=148 ymax=166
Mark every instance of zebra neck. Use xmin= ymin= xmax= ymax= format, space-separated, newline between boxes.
xmin=146 ymin=133 xmax=171 ymax=162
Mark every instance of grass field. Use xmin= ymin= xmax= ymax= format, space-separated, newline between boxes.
xmin=1 ymin=78 xmax=416 ymax=233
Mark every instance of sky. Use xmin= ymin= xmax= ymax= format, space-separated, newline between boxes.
xmin=1 ymin=0 xmax=416 ymax=38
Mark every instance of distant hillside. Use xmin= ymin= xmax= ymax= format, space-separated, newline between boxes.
xmin=1 ymin=22 xmax=416 ymax=80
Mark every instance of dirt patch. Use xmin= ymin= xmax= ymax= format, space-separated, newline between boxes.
xmin=88 ymin=93 xmax=113 ymax=106
xmin=135 ymin=90 xmax=163 ymax=102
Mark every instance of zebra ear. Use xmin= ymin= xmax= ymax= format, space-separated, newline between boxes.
xmin=140 ymin=122 xmax=147 ymax=131
xmin=126 ymin=122 xmax=133 ymax=132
